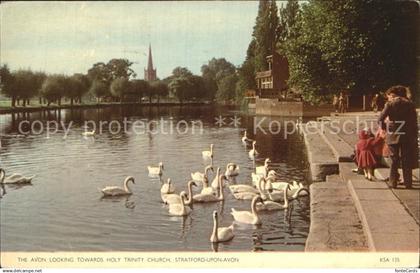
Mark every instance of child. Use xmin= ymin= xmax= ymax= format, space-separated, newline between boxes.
xmin=356 ymin=129 xmax=383 ymax=180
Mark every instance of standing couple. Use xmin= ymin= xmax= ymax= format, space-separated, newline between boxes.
xmin=377 ymin=85 xmax=418 ymax=189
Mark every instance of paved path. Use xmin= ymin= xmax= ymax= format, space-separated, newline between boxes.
xmin=303 ymin=111 xmax=419 ymax=252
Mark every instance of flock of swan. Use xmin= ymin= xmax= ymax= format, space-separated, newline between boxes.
xmin=0 ymin=130 xmax=309 ymax=244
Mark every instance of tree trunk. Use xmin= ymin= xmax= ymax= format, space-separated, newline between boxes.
xmin=157 ymin=96 xmax=160 ymax=104
xmin=149 ymin=96 xmax=152 ymax=103
xmin=47 ymin=100 xmax=51 ymax=107
xmin=70 ymin=97 xmax=74 ymax=106
xmin=58 ymin=98 xmax=61 ymax=106
xmin=11 ymin=96 xmax=16 ymax=107
xmin=79 ymin=96 xmax=82 ymax=104
xmin=39 ymin=97 xmax=42 ymax=105
xmin=22 ymin=99 xmax=26 ymax=107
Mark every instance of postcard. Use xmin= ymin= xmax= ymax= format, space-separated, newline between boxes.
xmin=0 ymin=1 xmax=418 ymax=271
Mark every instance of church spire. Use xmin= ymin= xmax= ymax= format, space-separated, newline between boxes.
xmin=144 ymin=43 xmax=157 ymax=81
xmin=147 ymin=43 xmax=154 ymax=71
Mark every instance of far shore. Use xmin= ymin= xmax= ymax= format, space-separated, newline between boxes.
xmin=0 ymin=101 xmax=217 ymax=114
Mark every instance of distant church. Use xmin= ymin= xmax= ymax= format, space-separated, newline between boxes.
xmin=144 ymin=44 xmax=157 ymax=81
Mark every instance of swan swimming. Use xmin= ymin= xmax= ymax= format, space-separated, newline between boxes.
xmin=225 ymin=163 xmax=239 ymax=178
xmin=191 ymin=165 xmax=213 ymax=183
xmin=256 ymin=184 xmax=290 ymax=211
xmin=148 ymin=162 xmax=164 ymax=176
xmin=0 ymin=168 xmax=35 ymax=184
xmin=160 ymin=178 xmax=176 ymax=194
xmin=82 ymin=129 xmax=95 ymax=137
xmin=193 ymin=174 xmax=226 ymax=203
xmin=162 ymin=180 xmax=197 ymax=205
xmin=202 ymin=144 xmax=214 ymax=159
xmin=241 ymin=131 xmax=252 ymax=144
xmin=231 ymin=196 xmax=264 ymax=225
xmin=255 ymin=158 xmax=270 ymax=177
xmin=100 ymin=176 xmax=135 ymax=196
xmin=232 ymin=177 xmax=268 ymax=200
xmin=168 ymin=192 xmax=192 ymax=216
xmin=248 ymin=141 xmax=258 ymax=160
xmin=210 ymin=211 xmax=234 ymax=243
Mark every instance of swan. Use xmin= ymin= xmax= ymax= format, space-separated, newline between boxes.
xmin=232 ymin=177 xmax=268 ymax=200
xmin=193 ymin=174 xmax=226 ymax=203
xmin=160 ymin=178 xmax=176 ymax=194
xmin=210 ymin=211 xmax=234 ymax=243
xmin=162 ymin=180 xmax=197 ymax=205
xmin=255 ymin=158 xmax=270 ymax=177
xmin=241 ymin=131 xmax=252 ymax=144
xmin=202 ymin=144 xmax=214 ymax=159
xmin=256 ymin=184 xmax=290 ymax=211
xmin=148 ymin=162 xmax=164 ymax=176
xmin=225 ymin=163 xmax=239 ymax=178
xmin=100 ymin=176 xmax=135 ymax=196
xmin=168 ymin=192 xmax=192 ymax=216
xmin=82 ymin=129 xmax=95 ymax=137
xmin=248 ymin=141 xmax=258 ymax=159
xmin=231 ymin=196 xmax=264 ymax=225
xmin=266 ymin=178 xmax=309 ymax=199
xmin=0 ymin=169 xmax=35 ymax=184
xmin=251 ymin=172 xmax=264 ymax=187
xmin=191 ymin=165 xmax=213 ymax=183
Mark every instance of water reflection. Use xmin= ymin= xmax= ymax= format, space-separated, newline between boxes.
xmin=0 ymin=105 xmax=310 ymax=251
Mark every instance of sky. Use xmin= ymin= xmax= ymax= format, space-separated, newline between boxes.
xmin=1 ymin=1 xmax=261 ymax=79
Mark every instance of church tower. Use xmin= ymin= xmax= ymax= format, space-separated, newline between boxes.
xmin=144 ymin=44 xmax=157 ymax=81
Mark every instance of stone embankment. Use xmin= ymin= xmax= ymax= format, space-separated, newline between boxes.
xmin=302 ymin=112 xmax=419 ymax=252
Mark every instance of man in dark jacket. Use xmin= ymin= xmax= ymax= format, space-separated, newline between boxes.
xmin=378 ymin=85 xmax=418 ymax=189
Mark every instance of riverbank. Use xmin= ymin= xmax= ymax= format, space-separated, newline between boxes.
xmin=0 ymin=101 xmax=210 ymax=114
xmin=302 ymin=111 xmax=420 ymax=252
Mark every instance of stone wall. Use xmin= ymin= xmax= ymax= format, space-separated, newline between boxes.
xmin=255 ymin=98 xmax=333 ymax=117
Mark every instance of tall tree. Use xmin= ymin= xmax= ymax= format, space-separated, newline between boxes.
xmin=0 ymin=64 xmax=16 ymax=106
xmin=40 ymin=75 xmax=67 ymax=106
xmin=201 ymin=58 xmax=236 ymax=100
xmin=131 ymin=79 xmax=150 ymax=103
xmin=110 ymin=77 xmax=131 ymax=102
xmin=151 ymin=80 xmax=169 ymax=103
xmin=89 ymin=80 xmax=109 ymax=102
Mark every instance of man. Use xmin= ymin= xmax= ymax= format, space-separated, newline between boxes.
xmin=378 ymin=85 xmax=418 ymax=189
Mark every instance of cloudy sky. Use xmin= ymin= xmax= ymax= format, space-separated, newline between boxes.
xmin=1 ymin=1 xmax=262 ymax=79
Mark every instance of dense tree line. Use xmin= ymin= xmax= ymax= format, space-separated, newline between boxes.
xmin=235 ymin=0 xmax=417 ymax=104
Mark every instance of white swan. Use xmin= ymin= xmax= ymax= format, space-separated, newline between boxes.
xmin=248 ymin=141 xmax=258 ymax=159
xmin=225 ymin=163 xmax=239 ymax=178
xmin=0 ymin=169 xmax=35 ymax=184
xmin=160 ymin=178 xmax=176 ymax=194
xmin=202 ymin=144 xmax=214 ymax=159
xmin=148 ymin=162 xmax=164 ymax=176
xmin=100 ymin=176 xmax=135 ymax=196
xmin=210 ymin=167 xmax=221 ymax=188
xmin=266 ymin=178 xmax=309 ymax=199
xmin=168 ymin=192 xmax=192 ymax=216
xmin=193 ymin=175 xmax=226 ymax=203
xmin=210 ymin=211 xmax=234 ymax=243
xmin=162 ymin=180 xmax=197 ymax=205
xmin=191 ymin=165 xmax=213 ymax=183
xmin=256 ymin=184 xmax=290 ymax=211
xmin=82 ymin=129 xmax=95 ymax=137
xmin=241 ymin=131 xmax=252 ymax=144
xmin=231 ymin=196 xmax=264 ymax=225
xmin=232 ymin=177 xmax=268 ymax=200
xmin=255 ymin=158 xmax=270 ymax=176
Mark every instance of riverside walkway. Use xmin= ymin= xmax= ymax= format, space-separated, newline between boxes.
xmin=302 ymin=111 xmax=419 ymax=252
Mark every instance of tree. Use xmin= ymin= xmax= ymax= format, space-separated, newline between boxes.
xmin=65 ymin=74 xmax=90 ymax=105
xmin=277 ymin=0 xmax=300 ymax=46
xmin=89 ymin=80 xmax=109 ymax=102
xmin=216 ymin=74 xmax=238 ymax=101
xmin=168 ymin=77 xmax=191 ymax=104
xmin=40 ymin=75 xmax=67 ymax=106
xmin=11 ymin=70 xmax=42 ymax=107
xmin=151 ymin=81 xmax=169 ymax=103
xmin=253 ymin=0 xmax=279 ymax=71
xmin=283 ymin=0 xmax=418 ymax=103
xmin=107 ymin=59 xmax=136 ymax=80
xmin=0 ymin=64 xmax=16 ymax=106
xmin=131 ymin=79 xmax=150 ymax=102
xmin=110 ymin=77 xmax=130 ymax=102
xmin=201 ymin=58 xmax=236 ymax=100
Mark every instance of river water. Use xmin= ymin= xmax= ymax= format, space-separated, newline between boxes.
xmin=0 ymin=105 xmax=309 ymax=251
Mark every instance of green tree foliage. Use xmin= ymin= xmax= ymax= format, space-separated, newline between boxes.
xmin=110 ymin=77 xmax=131 ymax=102
xmin=6 ymin=70 xmax=44 ymax=107
xmin=283 ymin=0 xmax=418 ymax=103
xmin=0 ymin=64 xmax=16 ymax=106
xmin=216 ymin=73 xmax=238 ymax=101
xmin=201 ymin=58 xmax=237 ymax=101
xmin=253 ymin=0 xmax=279 ymax=71
xmin=130 ymin=79 xmax=150 ymax=102
xmin=40 ymin=75 xmax=67 ymax=106
xmin=89 ymin=80 xmax=109 ymax=102
xmin=277 ymin=0 xmax=300 ymax=46
xmin=151 ymin=81 xmax=169 ymax=103
xmin=66 ymin=74 xmax=90 ymax=105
